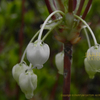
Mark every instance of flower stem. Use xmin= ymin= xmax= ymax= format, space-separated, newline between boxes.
xmin=63 ymin=43 xmax=72 ymax=100
xmin=55 ymin=0 xmax=65 ymax=12
xmin=45 ymin=0 xmax=56 ymax=20
xmin=20 ymin=30 xmax=40 ymax=63
xmin=73 ymin=0 xmax=77 ymax=11
xmin=68 ymin=0 xmax=73 ymax=13
xmin=74 ymin=14 xmax=98 ymax=45
xmin=83 ymin=28 xmax=91 ymax=48
xmin=42 ymin=20 xmax=62 ymax=42
xmin=82 ymin=0 xmax=93 ymax=19
xmin=76 ymin=0 xmax=85 ymax=16
xmin=19 ymin=0 xmax=25 ymax=61
xmin=17 ymin=0 xmax=25 ymax=99
xmin=38 ymin=10 xmax=64 ymax=41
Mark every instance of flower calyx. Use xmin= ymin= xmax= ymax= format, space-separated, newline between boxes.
xmin=55 ymin=13 xmax=82 ymax=44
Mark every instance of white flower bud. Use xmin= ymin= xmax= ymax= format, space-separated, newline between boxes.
xmin=84 ymin=45 xmax=100 ymax=78
xmin=55 ymin=52 xmax=64 ymax=75
xmin=26 ymin=41 xmax=50 ymax=69
xmin=12 ymin=63 xmax=28 ymax=83
xmin=19 ymin=71 xmax=37 ymax=99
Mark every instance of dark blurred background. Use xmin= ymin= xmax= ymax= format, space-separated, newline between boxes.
xmin=0 ymin=0 xmax=100 ymax=100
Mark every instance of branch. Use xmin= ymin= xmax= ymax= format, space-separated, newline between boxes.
xmin=68 ymin=0 xmax=73 ymax=13
xmin=19 ymin=0 xmax=25 ymax=60
xmin=82 ymin=0 xmax=93 ymax=19
xmin=49 ymin=73 xmax=59 ymax=100
xmin=16 ymin=0 xmax=25 ymax=99
xmin=76 ymin=0 xmax=85 ymax=16
xmin=63 ymin=43 xmax=72 ymax=100
xmin=45 ymin=0 xmax=56 ymax=20
xmin=73 ymin=0 xmax=77 ymax=11
xmin=55 ymin=0 xmax=65 ymax=12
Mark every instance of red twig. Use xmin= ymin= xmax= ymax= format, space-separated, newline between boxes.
xmin=76 ymin=0 xmax=85 ymax=16
xmin=73 ymin=0 xmax=77 ymax=11
xmin=19 ymin=0 xmax=25 ymax=61
xmin=49 ymin=73 xmax=59 ymax=100
xmin=45 ymin=0 xmax=56 ymax=20
xmin=16 ymin=0 xmax=25 ymax=99
xmin=82 ymin=0 xmax=93 ymax=19
xmin=63 ymin=43 xmax=72 ymax=100
xmin=68 ymin=0 xmax=73 ymax=13
xmin=55 ymin=0 xmax=65 ymax=12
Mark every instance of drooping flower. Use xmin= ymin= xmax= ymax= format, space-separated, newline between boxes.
xmin=12 ymin=63 xmax=29 ymax=83
xmin=26 ymin=40 xmax=50 ymax=69
xmin=19 ymin=70 xmax=37 ymax=99
xmin=84 ymin=58 xmax=96 ymax=79
xmin=84 ymin=45 xmax=100 ymax=78
xmin=55 ymin=51 xmax=64 ymax=75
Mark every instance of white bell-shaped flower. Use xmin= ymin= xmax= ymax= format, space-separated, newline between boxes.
xmin=84 ymin=58 xmax=96 ymax=79
xmin=19 ymin=70 xmax=37 ymax=99
xmin=12 ymin=63 xmax=28 ymax=83
xmin=84 ymin=45 xmax=100 ymax=78
xmin=26 ymin=41 xmax=50 ymax=69
xmin=55 ymin=51 xmax=64 ymax=75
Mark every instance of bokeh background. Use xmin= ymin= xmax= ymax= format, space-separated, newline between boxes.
xmin=0 ymin=0 xmax=100 ymax=100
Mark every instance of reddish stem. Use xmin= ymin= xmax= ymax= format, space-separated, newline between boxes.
xmin=63 ymin=43 xmax=72 ymax=100
xmin=55 ymin=0 xmax=65 ymax=12
xmin=73 ymin=0 xmax=77 ymax=11
xmin=49 ymin=73 xmax=59 ymax=100
xmin=76 ymin=0 xmax=85 ymax=16
xmin=68 ymin=0 xmax=73 ymax=13
xmin=45 ymin=0 xmax=56 ymax=20
xmin=19 ymin=0 xmax=25 ymax=60
xmin=82 ymin=0 xmax=93 ymax=19
xmin=16 ymin=0 xmax=25 ymax=99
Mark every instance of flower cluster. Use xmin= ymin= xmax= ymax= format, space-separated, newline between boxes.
xmin=12 ymin=63 xmax=37 ymax=99
xmin=12 ymin=10 xmax=64 ymax=99
xmin=74 ymin=15 xmax=100 ymax=79
xmin=54 ymin=14 xmax=100 ymax=79
xmin=12 ymin=39 xmax=50 ymax=99
xmin=12 ymin=33 xmax=50 ymax=99
xmin=12 ymin=5 xmax=100 ymax=99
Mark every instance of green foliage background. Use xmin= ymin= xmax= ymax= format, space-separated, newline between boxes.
xmin=0 ymin=0 xmax=100 ymax=100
